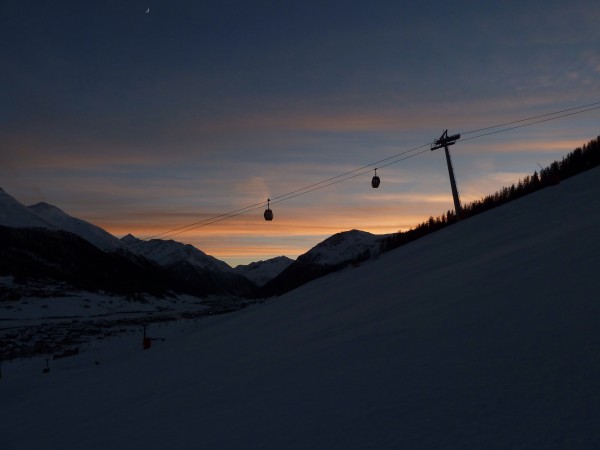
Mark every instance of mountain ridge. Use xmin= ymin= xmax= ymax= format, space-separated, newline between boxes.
xmin=1 ymin=186 xmax=385 ymax=295
xmin=0 ymin=188 xmax=55 ymax=229
xmin=29 ymin=202 xmax=127 ymax=252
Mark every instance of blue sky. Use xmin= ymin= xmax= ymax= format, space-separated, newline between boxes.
xmin=2 ymin=0 xmax=600 ymax=265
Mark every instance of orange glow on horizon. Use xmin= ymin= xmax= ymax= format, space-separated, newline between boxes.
xmin=98 ymin=200 xmax=444 ymax=264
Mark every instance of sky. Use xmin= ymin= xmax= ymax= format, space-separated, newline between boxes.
xmin=2 ymin=0 xmax=600 ymax=266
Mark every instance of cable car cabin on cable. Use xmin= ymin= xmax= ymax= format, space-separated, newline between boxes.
xmin=264 ymin=199 xmax=273 ymax=221
xmin=371 ymin=169 xmax=381 ymax=188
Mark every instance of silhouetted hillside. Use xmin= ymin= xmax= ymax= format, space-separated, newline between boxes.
xmin=0 ymin=226 xmax=172 ymax=297
xmin=164 ymin=259 xmax=257 ymax=297
xmin=380 ymin=134 xmax=600 ymax=253
xmin=0 ymin=226 xmax=257 ymax=298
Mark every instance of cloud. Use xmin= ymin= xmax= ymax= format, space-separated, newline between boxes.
xmin=232 ymin=176 xmax=271 ymax=206
xmin=460 ymin=138 xmax=590 ymax=155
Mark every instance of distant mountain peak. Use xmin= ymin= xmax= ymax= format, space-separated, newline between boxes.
xmin=26 ymin=201 xmax=126 ymax=252
xmin=234 ymin=256 xmax=294 ymax=286
xmin=0 ymin=188 xmax=55 ymax=229
xmin=301 ymin=229 xmax=379 ymax=266
xmin=122 ymin=236 xmax=233 ymax=272
xmin=29 ymin=201 xmax=56 ymax=208
xmin=29 ymin=201 xmax=67 ymax=216
xmin=121 ymin=233 xmax=143 ymax=245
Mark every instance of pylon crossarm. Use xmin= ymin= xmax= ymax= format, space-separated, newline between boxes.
xmin=431 ymin=131 xmax=461 ymax=151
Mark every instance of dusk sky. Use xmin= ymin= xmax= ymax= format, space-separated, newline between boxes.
xmin=2 ymin=0 xmax=600 ymax=266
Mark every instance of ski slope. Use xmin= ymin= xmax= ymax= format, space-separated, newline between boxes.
xmin=2 ymin=168 xmax=600 ymax=449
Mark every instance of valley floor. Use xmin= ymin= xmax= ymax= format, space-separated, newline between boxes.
xmin=0 ymin=282 xmax=260 ymax=362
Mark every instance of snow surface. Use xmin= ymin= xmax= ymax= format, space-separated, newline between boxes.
xmin=0 ymin=277 xmax=209 ymax=325
xmin=2 ymin=168 xmax=600 ymax=449
xmin=122 ymin=234 xmax=233 ymax=272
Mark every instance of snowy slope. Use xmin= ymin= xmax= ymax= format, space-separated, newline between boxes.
xmin=2 ymin=168 xmax=600 ymax=449
xmin=29 ymin=202 xmax=126 ymax=252
xmin=122 ymin=234 xmax=233 ymax=272
xmin=0 ymin=187 xmax=54 ymax=229
xmin=233 ymin=255 xmax=294 ymax=286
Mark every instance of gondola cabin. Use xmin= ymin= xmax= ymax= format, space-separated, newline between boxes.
xmin=371 ymin=168 xmax=381 ymax=188
xmin=264 ymin=199 xmax=273 ymax=221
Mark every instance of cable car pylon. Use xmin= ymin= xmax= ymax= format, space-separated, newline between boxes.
xmin=431 ymin=130 xmax=462 ymax=220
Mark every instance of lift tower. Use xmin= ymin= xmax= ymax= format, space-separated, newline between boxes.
xmin=431 ymin=130 xmax=462 ymax=220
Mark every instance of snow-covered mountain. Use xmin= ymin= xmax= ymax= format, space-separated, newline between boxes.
xmin=1 ymin=187 xmax=275 ymax=294
xmin=1 ymin=187 xmax=378 ymax=292
xmin=0 ymin=225 xmax=175 ymax=297
xmin=233 ymin=256 xmax=294 ymax=286
xmin=0 ymin=188 xmax=125 ymax=252
xmin=299 ymin=229 xmax=380 ymax=265
xmin=3 ymin=165 xmax=599 ymax=450
xmin=121 ymin=234 xmax=233 ymax=273
xmin=0 ymin=188 xmax=255 ymax=296
xmin=121 ymin=234 xmax=257 ymax=296
xmin=260 ymin=229 xmax=382 ymax=296
xmin=29 ymin=202 xmax=126 ymax=252
xmin=0 ymin=187 xmax=55 ymax=229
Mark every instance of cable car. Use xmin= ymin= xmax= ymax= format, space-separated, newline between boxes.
xmin=264 ymin=199 xmax=273 ymax=221
xmin=371 ymin=168 xmax=380 ymax=188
